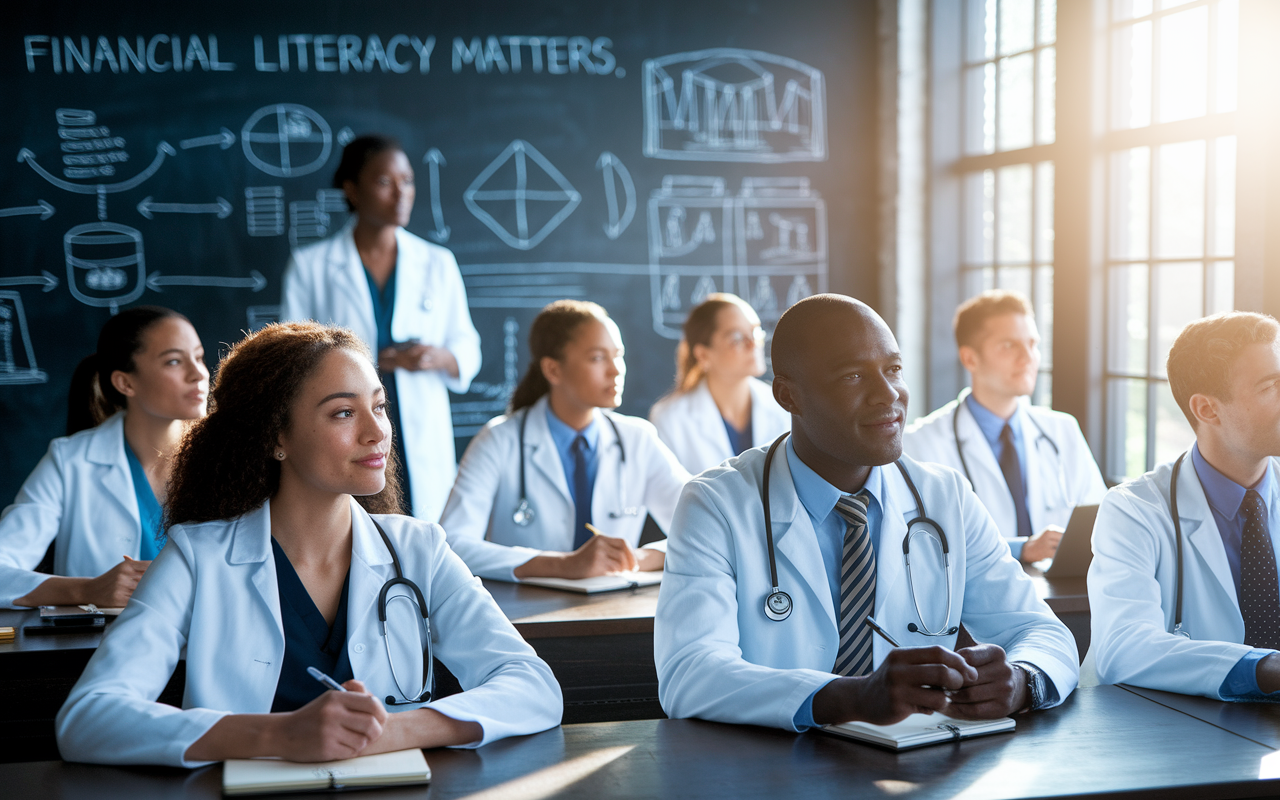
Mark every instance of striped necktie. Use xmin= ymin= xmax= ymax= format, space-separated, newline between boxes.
xmin=833 ymin=491 xmax=875 ymax=677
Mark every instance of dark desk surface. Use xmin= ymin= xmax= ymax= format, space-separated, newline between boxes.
xmin=480 ymin=579 xmax=659 ymax=638
xmin=1023 ymin=564 xmax=1089 ymax=614
xmin=3 ymin=685 xmax=1278 ymax=800
xmin=0 ymin=608 xmax=103 ymax=655
xmin=1121 ymin=683 xmax=1280 ymax=750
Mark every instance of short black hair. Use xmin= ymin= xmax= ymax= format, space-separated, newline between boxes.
xmin=332 ymin=135 xmax=403 ymax=211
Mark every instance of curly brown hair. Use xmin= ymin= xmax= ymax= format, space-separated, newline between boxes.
xmin=166 ymin=321 xmax=402 ymax=529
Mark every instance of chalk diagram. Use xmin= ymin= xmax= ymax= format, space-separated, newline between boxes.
xmin=649 ymin=176 xmax=826 ymax=339
xmin=450 ymin=316 xmax=520 ymax=438
xmin=0 ymin=292 xmax=46 ymax=385
xmin=241 ymin=104 xmax=333 ymax=178
xmin=642 ymin=49 xmax=827 ymax=163
xmin=464 ymin=140 xmax=582 ymax=250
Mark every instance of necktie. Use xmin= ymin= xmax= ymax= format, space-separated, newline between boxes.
xmin=570 ymin=435 xmax=594 ymax=550
xmin=999 ymin=424 xmax=1033 ymax=539
xmin=833 ymin=492 xmax=875 ymax=677
xmin=1240 ymin=490 xmax=1280 ymax=650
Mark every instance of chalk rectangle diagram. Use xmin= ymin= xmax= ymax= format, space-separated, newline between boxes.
xmin=642 ymin=49 xmax=827 ymax=163
xmin=0 ymin=291 xmax=47 ymax=384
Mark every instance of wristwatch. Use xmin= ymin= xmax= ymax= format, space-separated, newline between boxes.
xmin=1013 ymin=662 xmax=1047 ymax=713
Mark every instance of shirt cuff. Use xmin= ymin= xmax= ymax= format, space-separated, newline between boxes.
xmin=793 ymin=687 xmax=821 ymax=731
xmin=1220 ymin=649 xmax=1280 ymax=700
xmin=1006 ymin=538 xmax=1025 ymax=561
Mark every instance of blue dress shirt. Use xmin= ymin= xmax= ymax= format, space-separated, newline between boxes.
xmin=123 ymin=442 xmax=163 ymax=561
xmin=964 ymin=393 xmax=1029 ymax=485
xmin=1190 ymin=443 xmax=1280 ymax=700
xmin=545 ymin=405 xmax=601 ymax=515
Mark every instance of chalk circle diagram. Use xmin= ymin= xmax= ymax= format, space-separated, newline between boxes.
xmin=64 ymin=222 xmax=146 ymax=312
xmin=463 ymin=140 xmax=581 ymax=250
xmin=0 ymin=291 xmax=48 ymax=385
xmin=241 ymin=104 xmax=333 ymax=178
xmin=642 ymin=49 xmax=827 ymax=163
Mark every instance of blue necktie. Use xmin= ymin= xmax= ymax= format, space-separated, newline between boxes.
xmin=1240 ymin=490 xmax=1280 ymax=650
xmin=571 ymin=435 xmax=594 ymax=549
xmin=833 ymin=492 xmax=875 ymax=677
xmin=999 ymin=424 xmax=1033 ymax=539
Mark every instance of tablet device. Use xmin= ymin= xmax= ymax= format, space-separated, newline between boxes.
xmin=1043 ymin=505 xmax=1099 ymax=578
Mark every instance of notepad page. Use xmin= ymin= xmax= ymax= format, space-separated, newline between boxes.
xmin=828 ymin=713 xmax=1014 ymax=745
xmin=519 ymin=571 xmax=663 ymax=593
xmin=223 ymin=748 xmax=430 ymax=794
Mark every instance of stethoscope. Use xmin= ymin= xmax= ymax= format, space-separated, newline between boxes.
xmin=371 ymin=520 xmax=435 ymax=706
xmin=1169 ymin=451 xmax=1190 ymax=638
xmin=511 ymin=406 xmax=639 ymax=526
xmin=952 ymin=394 xmax=1066 ymax=504
xmin=760 ymin=432 xmax=958 ymax=636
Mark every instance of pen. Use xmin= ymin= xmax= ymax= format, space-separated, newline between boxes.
xmin=584 ymin=523 xmax=607 ymax=537
xmin=307 ymin=666 xmax=348 ymax=693
xmin=863 ymin=616 xmax=901 ymax=648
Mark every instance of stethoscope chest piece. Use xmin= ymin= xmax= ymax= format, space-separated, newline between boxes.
xmin=512 ymin=498 xmax=535 ymax=526
xmin=765 ymin=589 xmax=793 ymax=622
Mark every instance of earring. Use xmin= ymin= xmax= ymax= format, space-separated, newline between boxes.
xmin=275 ymin=451 xmax=285 ymax=461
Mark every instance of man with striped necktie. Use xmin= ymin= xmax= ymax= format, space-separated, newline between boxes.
xmin=655 ymin=294 xmax=1078 ymax=732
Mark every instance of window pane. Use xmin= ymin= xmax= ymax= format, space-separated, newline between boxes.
xmin=1035 ymin=265 xmax=1054 ymax=368
xmin=1001 ymin=0 xmax=1036 ymax=55
xmin=998 ymin=164 xmax=1033 ymax=263
xmin=965 ymin=170 xmax=995 ymax=263
xmin=1034 ymin=371 xmax=1053 ymax=407
xmin=1039 ymin=0 xmax=1057 ymax=44
xmin=997 ymin=266 xmax=1033 ymax=296
xmin=985 ymin=0 xmax=998 ymax=60
xmin=1158 ymin=6 xmax=1209 ymax=123
xmin=966 ymin=0 xmax=992 ymax=62
xmin=1209 ymin=261 xmax=1234 ymax=315
xmin=1217 ymin=0 xmax=1239 ymax=113
xmin=999 ymin=53 xmax=1035 ymax=150
xmin=1160 ymin=0 xmax=1196 ymax=9
xmin=963 ymin=267 xmax=996 ymax=298
xmin=1153 ymin=261 xmax=1203 ymax=378
xmin=1107 ymin=378 xmax=1149 ymax=479
xmin=1113 ymin=0 xmax=1153 ymax=20
xmin=965 ymin=66 xmax=995 ymax=155
xmin=1037 ymin=47 xmax=1056 ymax=145
xmin=1155 ymin=140 xmax=1205 ymax=259
xmin=1108 ymin=264 xmax=1149 ymax=375
xmin=1155 ymin=383 xmax=1194 ymax=464
xmin=1113 ymin=22 xmax=1152 ymax=129
xmin=1036 ymin=162 xmax=1055 ymax=262
xmin=1211 ymin=136 xmax=1236 ymax=257
xmin=1111 ymin=147 xmax=1150 ymax=260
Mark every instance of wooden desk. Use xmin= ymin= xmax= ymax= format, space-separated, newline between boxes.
xmin=1121 ymin=684 xmax=1280 ymax=750
xmin=4 ymin=686 xmax=1278 ymax=799
xmin=1023 ymin=564 xmax=1091 ymax=657
xmin=481 ymin=580 xmax=662 ymax=724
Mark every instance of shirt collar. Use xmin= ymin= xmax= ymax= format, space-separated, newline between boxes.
xmin=1191 ymin=441 xmax=1275 ymax=519
xmin=545 ymin=403 xmax=600 ymax=453
xmin=964 ymin=392 xmax=1022 ymax=447
xmin=785 ymin=437 xmax=883 ymax=527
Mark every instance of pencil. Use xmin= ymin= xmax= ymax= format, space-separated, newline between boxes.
xmin=584 ymin=523 xmax=606 ymax=537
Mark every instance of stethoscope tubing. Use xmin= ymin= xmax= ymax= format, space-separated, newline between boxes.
xmin=372 ymin=520 xmax=434 ymax=705
xmin=513 ymin=405 xmax=634 ymax=526
xmin=951 ymin=400 xmax=1065 ymax=505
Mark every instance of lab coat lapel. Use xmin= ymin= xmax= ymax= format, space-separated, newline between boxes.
xmin=347 ymin=502 xmax=396 ymax=664
xmin=85 ymin=414 xmax=140 ymax=531
xmin=1017 ymin=404 xmax=1050 ymax=533
xmin=876 ymin=464 xmax=913 ymax=620
xmin=228 ymin=502 xmax=285 ymax=655
xmin=1178 ymin=454 xmax=1240 ymax=613
xmin=526 ymin=398 xmax=574 ymax=507
xmin=331 ymin=220 xmax=377 ymax=347
xmin=390 ymin=228 xmax=424 ymax=342
xmin=592 ymin=413 xmax=625 ymax=527
xmin=768 ymin=453 xmax=837 ymax=631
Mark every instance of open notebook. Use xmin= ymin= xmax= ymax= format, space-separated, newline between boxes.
xmin=223 ymin=749 xmax=430 ymax=795
xmin=823 ymin=713 xmax=1015 ymax=751
xmin=518 ymin=570 xmax=663 ymax=594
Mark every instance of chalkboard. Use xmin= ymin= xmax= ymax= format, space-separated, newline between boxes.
xmin=1 ymin=0 xmax=877 ymax=503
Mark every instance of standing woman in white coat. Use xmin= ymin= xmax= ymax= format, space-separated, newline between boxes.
xmin=649 ymin=293 xmax=789 ymax=475
xmin=0 ymin=306 xmax=208 ymax=608
xmin=282 ymin=135 xmax=481 ymax=521
xmin=439 ymin=300 xmax=690 ymax=581
xmin=57 ymin=322 xmax=561 ymax=767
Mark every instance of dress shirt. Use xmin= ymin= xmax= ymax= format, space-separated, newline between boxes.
xmin=545 ymin=406 xmax=601 ymax=509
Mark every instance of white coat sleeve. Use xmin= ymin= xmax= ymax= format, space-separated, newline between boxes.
xmin=1088 ymin=488 xmax=1249 ymax=698
xmin=950 ymin=471 xmax=1080 ymax=704
xmin=437 ymin=251 xmax=480 ymax=394
xmin=56 ymin=527 xmax=229 ymax=767
xmin=637 ymin=425 xmax=691 ymax=552
xmin=438 ymin=424 xmax=542 ymax=581
xmin=421 ymin=525 xmax=562 ymax=744
xmin=0 ymin=443 xmax=68 ymax=608
xmin=280 ymin=251 xmax=316 ymax=324
xmin=654 ymin=479 xmax=834 ymax=730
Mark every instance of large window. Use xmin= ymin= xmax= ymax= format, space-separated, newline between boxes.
xmin=956 ymin=0 xmax=1057 ymax=406
xmin=1102 ymin=0 xmax=1238 ymax=480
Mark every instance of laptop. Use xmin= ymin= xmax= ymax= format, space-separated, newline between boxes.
xmin=1043 ymin=505 xmax=1099 ymax=578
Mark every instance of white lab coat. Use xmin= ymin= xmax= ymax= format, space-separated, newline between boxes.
xmin=1088 ymin=453 xmax=1280 ymax=699
xmin=903 ymin=390 xmax=1106 ymax=555
xmin=438 ymin=395 xmax=692 ymax=581
xmin=649 ymin=378 xmax=791 ymax=475
xmin=0 ymin=414 xmax=148 ymax=608
xmin=654 ymin=447 xmax=1079 ymax=730
xmin=282 ymin=219 xmax=482 ymax=521
xmin=56 ymin=499 xmax=562 ymax=767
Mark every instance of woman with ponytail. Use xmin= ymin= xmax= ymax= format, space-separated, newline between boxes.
xmin=439 ymin=300 xmax=690 ymax=581
xmin=0 ymin=306 xmax=208 ymax=608
xmin=649 ymin=293 xmax=789 ymax=474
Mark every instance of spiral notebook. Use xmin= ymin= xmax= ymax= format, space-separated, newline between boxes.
xmin=823 ymin=713 xmax=1015 ymax=751
xmin=222 ymin=749 xmax=430 ymax=795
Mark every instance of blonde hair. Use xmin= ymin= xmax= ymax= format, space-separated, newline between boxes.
xmin=672 ymin=293 xmax=759 ymax=393
xmin=1167 ymin=312 xmax=1280 ymax=429
xmin=953 ymin=290 xmax=1035 ymax=349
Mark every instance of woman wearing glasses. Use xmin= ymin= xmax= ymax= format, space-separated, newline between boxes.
xmin=57 ymin=322 xmax=560 ymax=767
xmin=649 ymin=294 xmax=790 ymax=474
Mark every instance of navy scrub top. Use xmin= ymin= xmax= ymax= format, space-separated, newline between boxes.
xmin=364 ymin=265 xmax=413 ymax=515
xmin=722 ymin=416 xmax=753 ymax=457
xmin=270 ymin=538 xmax=354 ymax=712
xmin=123 ymin=442 xmax=163 ymax=560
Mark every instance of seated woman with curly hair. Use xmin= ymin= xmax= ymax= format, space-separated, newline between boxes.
xmin=56 ymin=322 xmax=562 ymax=767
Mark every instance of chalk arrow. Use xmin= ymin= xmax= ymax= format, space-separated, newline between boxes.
xmin=0 ymin=270 xmax=59 ymax=292
xmin=423 ymin=148 xmax=450 ymax=243
xmin=179 ymin=128 xmax=236 ymax=150
xmin=147 ymin=269 xmax=266 ymax=293
xmin=596 ymin=152 xmax=636 ymax=240
xmin=137 ymin=196 xmax=233 ymax=220
xmin=0 ymin=200 xmax=55 ymax=220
